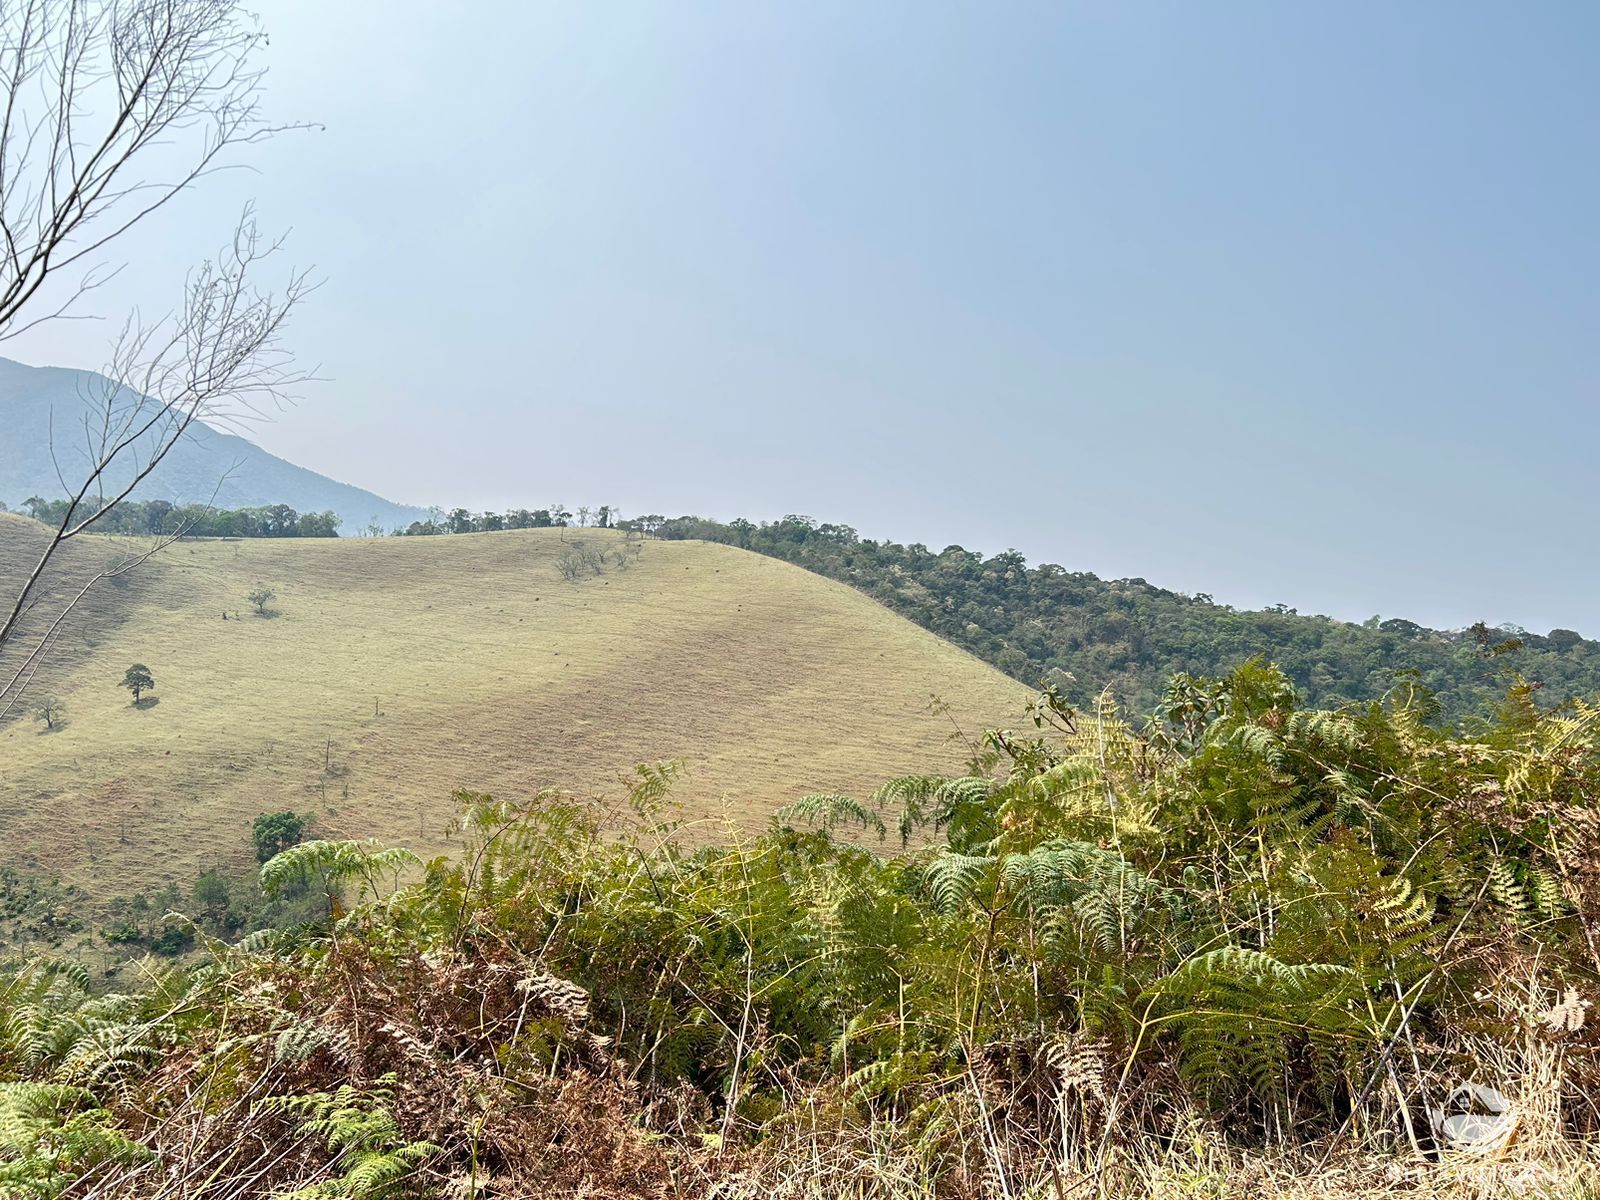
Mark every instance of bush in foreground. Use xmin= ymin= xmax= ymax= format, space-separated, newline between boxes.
xmin=1 ymin=665 xmax=1596 ymax=1197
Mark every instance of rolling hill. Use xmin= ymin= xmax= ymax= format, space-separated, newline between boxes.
xmin=0 ymin=516 xmax=1031 ymax=901
xmin=0 ymin=356 xmax=429 ymax=532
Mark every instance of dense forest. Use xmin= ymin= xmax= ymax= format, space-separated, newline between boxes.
xmin=640 ymin=513 xmax=1600 ymax=724
xmin=3 ymin=664 xmax=1596 ymax=1196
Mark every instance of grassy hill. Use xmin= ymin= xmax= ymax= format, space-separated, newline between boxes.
xmin=0 ymin=516 xmax=1030 ymax=900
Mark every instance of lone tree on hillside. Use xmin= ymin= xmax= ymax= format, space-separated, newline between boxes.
xmin=31 ymin=695 xmax=65 ymax=730
xmin=121 ymin=664 xmax=155 ymax=704
xmin=0 ymin=0 xmax=311 ymax=720
xmin=247 ymin=585 xmax=276 ymax=615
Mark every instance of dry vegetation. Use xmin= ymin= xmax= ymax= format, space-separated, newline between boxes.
xmin=2 ymin=665 xmax=1595 ymax=1199
xmin=0 ymin=514 xmax=1029 ymax=898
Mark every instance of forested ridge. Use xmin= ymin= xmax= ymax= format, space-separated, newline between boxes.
xmin=642 ymin=513 xmax=1600 ymax=724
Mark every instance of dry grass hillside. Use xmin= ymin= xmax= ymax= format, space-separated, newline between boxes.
xmin=0 ymin=515 xmax=1031 ymax=898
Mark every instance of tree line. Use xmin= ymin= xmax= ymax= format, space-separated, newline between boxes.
xmin=394 ymin=502 xmax=618 ymax=535
xmin=646 ymin=512 xmax=1600 ymax=724
xmin=11 ymin=496 xmax=341 ymax=538
xmin=19 ymin=489 xmax=1599 ymax=724
xmin=9 ymin=496 xmax=647 ymax=540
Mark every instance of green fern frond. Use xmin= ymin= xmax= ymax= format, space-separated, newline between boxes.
xmin=1486 ymin=857 xmax=1527 ymax=913
xmin=1528 ymin=866 xmax=1568 ymax=918
xmin=0 ymin=1081 xmax=152 ymax=1196
xmin=922 ymin=853 xmax=995 ymax=913
xmin=875 ymin=776 xmax=993 ymax=845
xmin=266 ymin=1078 xmax=437 ymax=1199
xmin=780 ymin=793 xmax=887 ymax=840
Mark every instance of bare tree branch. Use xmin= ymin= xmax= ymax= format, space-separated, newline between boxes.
xmin=0 ymin=0 xmax=308 ymax=711
xmin=0 ymin=0 xmax=309 ymax=338
xmin=0 ymin=214 xmax=309 ymax=693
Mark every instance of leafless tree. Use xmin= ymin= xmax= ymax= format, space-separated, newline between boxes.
xmin=0 ymin=0 xmax=296 ymax=337
xmin=0 ymin=0 xmax=310 ymax=716
xmin=30 ymin=692 xmax=64 ymax=728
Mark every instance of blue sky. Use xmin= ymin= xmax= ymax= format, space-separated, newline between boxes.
xmin=10 ymin=2 xmax=1599 ymax=634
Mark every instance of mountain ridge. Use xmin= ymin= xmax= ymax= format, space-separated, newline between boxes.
xmin=0 ymin=356 xmax=429 ymax=533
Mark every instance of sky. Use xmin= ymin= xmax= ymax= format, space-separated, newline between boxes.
xmin=8 ymin=2 xmax=1600 ymax=635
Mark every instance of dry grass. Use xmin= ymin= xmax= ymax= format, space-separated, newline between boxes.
xmin=0 ymin=515 xmax=1030 ymax=901
xmin=700 ymin=1138 xmax=1599 ymax=1200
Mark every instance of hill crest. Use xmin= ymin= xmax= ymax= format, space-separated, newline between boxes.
xmin=0 ymin=522 xmax=1030 ymax=898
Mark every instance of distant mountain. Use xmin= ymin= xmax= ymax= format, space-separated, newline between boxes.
xmin=0 ymin=357 xmax=428 ymax=533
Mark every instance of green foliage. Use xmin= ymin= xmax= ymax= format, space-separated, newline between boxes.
xmin=265 ymin=1079 xmax=436 ymax=1198
xmin=260 ymin=840 xmax=420 ymax=919
xmin=192 ymin=871 xmax=230 ymax=918
xmin=0 ymin=958 xmax=177 ymax=1095
xmin=776 ymin=793 xmax=887 ymax=840
xmin=0 ymin=1082 xmax=152 ymax=1197
xmin=254 ymin=810 xmax=308 ymax=864
xmin=649 ymin=513 xmax=1600 ymax=723
xmin=80 ymin=857 xmax=325 ymax=957
xmin=0 ymin=871 xmax=85 ymax=943
xmin=0 ymin=666 xmax=1596 ymax=1193
xmin=148 ymin=925 xmax=194 ymax=957
xmin=119 ymin=664 xmax=153 ymax=703
xmin=1138 ymin=948 xmax=1360 ymax=1112
xmin=395 ymin=506 xmax=568 ymax=535
xmin=19 ymin=496 xmax=342 ymax=538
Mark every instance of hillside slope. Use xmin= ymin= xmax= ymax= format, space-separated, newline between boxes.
xmin=0 ymin=519 xmax=1030 ymax=898
xmin=0 ymin=357 xmax=429 ymax=532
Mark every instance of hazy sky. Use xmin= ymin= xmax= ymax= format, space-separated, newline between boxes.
xmin=9 ymin=3 xmax=1600 ymax=634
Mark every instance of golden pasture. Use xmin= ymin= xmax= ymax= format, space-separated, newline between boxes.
xmin=0 ymin=516 xmax=1031 ymax=898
